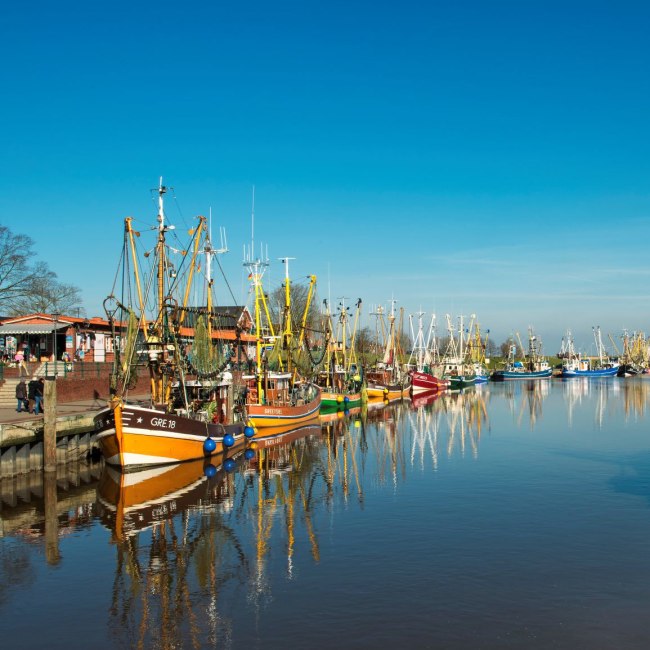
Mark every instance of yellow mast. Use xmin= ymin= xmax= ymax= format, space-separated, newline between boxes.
xmin=125 ymin=217 xmax=147 ymax=339
xmin=298 ymin=275 xmax=317 ymax=350
xmin=178 ymin=216 xmax=204 ymax=328
xmin=347 ymin=299 xmax=362 ymax=373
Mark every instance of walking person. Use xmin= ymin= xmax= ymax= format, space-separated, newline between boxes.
xmin=36 ymin=378 xmax=45 ymax=413
xmin=28 ymin=377 xmax=41 ymax=414
xmin=15 ymin=350 xmax=28 ymax=377
xmin=36 ymin=377 xmax=45 ymax=413
xmin=15 ymin=379 xmax=28 ymax=413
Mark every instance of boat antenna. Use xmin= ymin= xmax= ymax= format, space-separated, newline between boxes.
xmin=251 ymin=185 xmax=255 ymax=265
xmin=204 ymin=207 xmax=229 ymax=289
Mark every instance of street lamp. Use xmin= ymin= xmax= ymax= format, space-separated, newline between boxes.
xmin=52 ymin=312 xmax=60 ymax=377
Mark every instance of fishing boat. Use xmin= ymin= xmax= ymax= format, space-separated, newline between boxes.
xmin=318 ymin=298 xmax=365 ymax=412
xmin=440 ymin=314 xmax=479 ymax=389
xmin=406 ymin=310 xmax=449 ymax=394
xmin=560 ymin=327 xmax=619 ymax=378
xmin=241 ymin=235 xmax=321 ymax=430
xmin=366 ymin=302 xmax=411 ymax=401
xmin=491 ymin=328 xmax=552 ymax=380
xmin=95 ymin=180 xmax=251 ymax=468
xmin=614 ymin=330 xmax=648 ymax=376
xmin=465 ymin=320 xmax=490 ymax=383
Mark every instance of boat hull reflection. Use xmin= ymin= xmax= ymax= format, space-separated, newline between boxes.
xmin=97 ymin=448 xmax=243 ymax=540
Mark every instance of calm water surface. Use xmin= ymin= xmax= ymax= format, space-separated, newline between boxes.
xmin=2 ymin=379 xmax=650 ymax=649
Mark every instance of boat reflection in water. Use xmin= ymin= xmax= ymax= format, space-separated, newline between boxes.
xmin=403 ymin=385 xmax=490 ymax=469
xmin=95 ymin=419 xmax=335 ymax=647
xmin=97 ymin=452 xmax=240 ymax=541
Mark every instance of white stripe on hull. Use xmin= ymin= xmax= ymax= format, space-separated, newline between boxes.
xmin=99 ymin=426 xmax=226 ymax=443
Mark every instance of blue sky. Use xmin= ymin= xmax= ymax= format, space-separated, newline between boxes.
xmin=1 ymin=0 xmax=649 ymax=353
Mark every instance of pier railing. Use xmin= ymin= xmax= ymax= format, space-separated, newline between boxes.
xmin=41 ymin=361 xmax=113 ymax=379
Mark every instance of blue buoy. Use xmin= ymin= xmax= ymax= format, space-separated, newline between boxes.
xmin=203 ymin=437 xmax=217 ymax=453
xmin=244 ymin=425 xmax=255 ymax=438
xmin=244 ymin=448 xmax=256 ymax=460
xmin=343 ymin=395 xmax=350 ymax=403
xmin=224 ymin=458 xmax=236 ymax=472
xmin=204 ymin=464 xmax=217 ymax=478
xmin=223 ymin=433 xmax=235 ymax=448
xmin=344 ymin=410 xmax=350 ymax=416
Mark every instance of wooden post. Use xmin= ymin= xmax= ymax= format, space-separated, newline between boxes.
xmin=226 ymin=383 xmax=234 ymax=424
xmin=44 ymin=377 xmax=57 ymax=473
xmin=43 ymin=471 xmax=60 ymax=565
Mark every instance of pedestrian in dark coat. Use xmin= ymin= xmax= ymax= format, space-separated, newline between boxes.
xmin=27 ymin=378 xmax=41 ymax=414
xmin=15 ymin=379 xmax=27 ymax=412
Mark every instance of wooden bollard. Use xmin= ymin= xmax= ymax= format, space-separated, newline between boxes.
xmin=44 ymin=377 xmax=57 ymax=472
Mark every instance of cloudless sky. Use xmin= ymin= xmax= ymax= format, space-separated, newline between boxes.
xmin=1 ymin=0 xmax=649 ymax=354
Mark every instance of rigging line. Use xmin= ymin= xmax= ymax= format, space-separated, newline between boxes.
xmin=216 ymin=255 xmax=237 ymax=305
xmin=110 ymin=241 xmax=126 ymax=297
xmin=170 ymin=190 xmax=192 ymax=234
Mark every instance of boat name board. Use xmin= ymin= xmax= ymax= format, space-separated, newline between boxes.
xmin=150 ymin=417 xmax=177 ymax=429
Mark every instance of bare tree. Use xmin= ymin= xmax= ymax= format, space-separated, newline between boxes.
xmin=10 ymin=266 xmax=83 ymax=315
xmin=0 ymin=226 xmax=41 ymax=311
xmin=485 ymin=339 xmax=499 ymax=358
xmin=268 ymin=281 xmax=320 ymax=337
xmin=0 ymin=224 xmax=83 ymax=316
xmin=500 ymin=339 xmax=515 ymax=358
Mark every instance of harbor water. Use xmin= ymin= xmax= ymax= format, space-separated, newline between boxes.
xmin=2 ymin=378 xmax=650 ymax=648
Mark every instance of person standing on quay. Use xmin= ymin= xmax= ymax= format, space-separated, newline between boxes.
xmin=15 ymin=379 xmax=27 ymax=412
xmin=15 ymin=350 xmax=28 ymax=376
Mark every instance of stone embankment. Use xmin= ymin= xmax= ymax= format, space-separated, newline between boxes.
xmin=0 ymin=364 xmax=150 ymax=478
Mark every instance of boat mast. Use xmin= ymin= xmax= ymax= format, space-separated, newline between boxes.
xmin=244 ymin=190 xmax=274 ymax=396
xmin=425 ymin=312 xmax=437 ymax=366
xmin=202 ymin=213 xmax=228 ymax=343
xmin=593 ymin=326 xmax=606 ymax=366
xmin=279 ymin=257 xmax=296 ymax=365
xmin=155 ymin=177 xmax=167 ymax=326
xmin=338 ymin=297 xmax=349 ymax=370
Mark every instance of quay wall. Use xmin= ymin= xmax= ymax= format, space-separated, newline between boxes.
xmin=0 ymin=413 xmax=101 ymax=479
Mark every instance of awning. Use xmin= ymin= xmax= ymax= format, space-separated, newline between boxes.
xmin=0 ymin=323 xmax=69 ymax=335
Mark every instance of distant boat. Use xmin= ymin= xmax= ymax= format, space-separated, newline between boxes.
xmin=491 ymin=362 xmax=553 ymax=381
xmin=318 ymin=299 xmax=364 ymax=412
xmin=406 ymin=311 xmax=449 ymax=395
xmin=440 ymin=314 xmax=479 ymax=389
xmin=615 ymin=330 xmax=648 ymax=377
xmin=242 ymin=254 xmax=321 ymax=431
xmin=366 ymin=302 xmax=411 ymax=401
xmin=465 ymin=321 xmax=491 ymax=383
xmin=560 ymin=327 xmax=619 ymax=378
xmin=491 ymin=328 xmax=552 ymax=381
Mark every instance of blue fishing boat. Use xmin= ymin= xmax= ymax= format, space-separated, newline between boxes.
xmin=491 ymin=363 xmax=553 ymax=381
xmin=559 ymin=328 xmax=619 ymax=378
xmin=491 ymin=328 xmax=552 ymax=381
xmin=562 ymin=363 xmax=619 ymax=378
